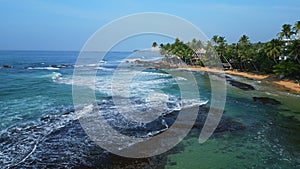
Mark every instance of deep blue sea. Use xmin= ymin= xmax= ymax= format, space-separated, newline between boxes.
xmin=0 ymin=51 xmax=299 ymax=168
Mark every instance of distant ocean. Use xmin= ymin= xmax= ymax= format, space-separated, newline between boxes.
xmin=0 ymin=51 xmax=299 ymax=168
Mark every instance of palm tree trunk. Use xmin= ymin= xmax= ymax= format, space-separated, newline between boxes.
xmin=222 ymin=55 xmax=233 ymax=69
xmin=273 ymin=57 xmax=278 ymax=64
xmin=251 ymin=61 xmax=258 ymax=71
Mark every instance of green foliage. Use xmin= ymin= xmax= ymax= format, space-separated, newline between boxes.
xmin=152 ymin=42 xmax=157 ymax=48
xmin=156 ymin=20 xmax=300 ymax=79
xmin=287 ymin=39 xmax=300 ymax=63
xmin=187 ymin=38 xmax=203 ymax=51
xmin=293 ymin=21 xmax=300 ymax=35
xmin=160 ymin=38 xmax=194 ymax=64
xmin=198 ymin=61 xmax=204 ymax=67
xmin=255 ymin=53 xmax=276 ymax=73
xmin=273 ymin=61 xmax=300 ymax=78
xmin=263 ymin=39 xmax=282 ymax=64
xmin=278 ymin=24 xmax=293 ymax=39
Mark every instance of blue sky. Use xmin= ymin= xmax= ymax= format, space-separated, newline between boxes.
xmin=0 ymin=0 xmax=299 ymax=51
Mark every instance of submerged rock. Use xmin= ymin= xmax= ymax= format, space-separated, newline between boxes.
xmin=253 ymin=97 xmax=281 ymax=105
xmin=192 ymin=107 xmax=245 ymax=133
xmin=2 ymin=65 xmax=12 ymax=69
xmin=228 ymin=79 xmax=255 ymax=91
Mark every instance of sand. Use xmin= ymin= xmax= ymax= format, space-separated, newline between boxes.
xmin=186 ymin=66 xmax=300 ymax=93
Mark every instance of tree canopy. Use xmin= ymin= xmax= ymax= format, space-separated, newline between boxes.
xmin=155 ymin=20 xmax=300 ymax=80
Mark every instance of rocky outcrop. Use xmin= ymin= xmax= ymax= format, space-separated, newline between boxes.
xmin=133 ymin=56 xmax=187 ymax=70
xmin=161 ymin=56 xmax=185 ymax=67
xmin=2 ymin=65 xmax=12 ymax=69
xmin=134 ymin=60 xmax=177 ymax=69
xmin=253 ymin=97 xmax=281 ymax=105
xmin=227 ymin=79 xmax=255 ymax=91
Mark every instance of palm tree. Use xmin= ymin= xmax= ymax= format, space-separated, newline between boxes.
xmin=238 ymin=35 xmax=251 ymax=59
xmin=211 ymin=35 xmax=232 ymax=69
xmin=217 ymin=36 xmax=227 ymax=56
xmin=212 ymin=35 xmax=219 ymax=45
xmin=238 ymin=35 xmax=250 ymax=45
xmin=293 ymin=21 xmax=300 ymax=39
xmin=278 ymin=24 xmax=293 ymax=40
xmin=288 ymin=39 xmax=300 ymax=63
xmin=211 ymin=35 xmax=227 ymax=57
xmin=264 ymin=39 xmax=281 ymax=64
xmin=188 ymin=38 xmax=203 ymax=51
xmin=152 ymin=42 xmax=158 ymax=48
xmin=237 ymin=35 xmax=253 ymax=70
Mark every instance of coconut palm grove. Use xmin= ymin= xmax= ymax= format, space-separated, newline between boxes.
xmin=156 ymin=21 xmax=300 ymax=80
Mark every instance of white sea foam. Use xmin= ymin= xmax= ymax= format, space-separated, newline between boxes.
xmin=27 ymin=67 xmax=60 ymax=70
xmin=95 ymin=67 xmax=114 ymax=71
xmin=74 ymin=63 xmax=99 ymax=68
xmin=51 ymin=72 xmax=62 ymax=81
xmin=175 ymin=76 xmax=187 ymax=81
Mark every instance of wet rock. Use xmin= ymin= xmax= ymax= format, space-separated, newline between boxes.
xmin=133 ymin=59 xmax=181 ymax=69
xmin=169 ymin=162 xmax=177 ymax=166
xmin=50 ymin=64 xmax=58 ymax=68
xmin=253 ymin=97 xmax=281 ymax=105
xmin=215 ymin=118 xmax=246 ymax=133
xmin=25 ymin=125 xmax=39 ymax=132
xmin=59 ymin=64 xmax=67 ymax=68
xmin=190 ymin=107 xmax=245 ymax=133
xmin=2 ymin=65 xmax=12 ymax=68
xmin=227 ymin=79 xmax=255 ymax=91
xmin=40 ymin=115 xmax=50 ymax=122
xmin=58 ymin=64 xmax=72 ymax=68
xmin=162 ymin=56 xmax=185 ymax=66
xmin=0 ymin=136 xmax=11 ymax=143
xmin=236 ymin=155 xmax=246 ymax=159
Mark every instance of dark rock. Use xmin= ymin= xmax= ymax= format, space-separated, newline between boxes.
xmin=236 ymin=155 xmax=246 ymax=159
xmin=191 ymin=107 xmax=245 ymax=133
xmin=59 ymin=64 xmax=67 ymax=67
xmin=134 ymin=60 xmax=144 ymax=64
xmin=63 ymin=111 xmax=71 ymax=115
xmin=50 ymin=64 xmax=58 ymax=68
xmin=2 ymin=65 xmax=12 ymax=68
xmin=215 ymin=119 xmax=246 ymax=132
xmin=228 ymin=79 xmax=255 ymax=91
xmin=162 ymin=56 xmax=185 ymax=66
xmin=0 ymin=136 xmax=11 ymax=143
xmin=133 ymin=58 xmax=182 ymax=69
xmin=58 ymin=64 xmax=72 ymax=68
xmin=25 ymin=125 xmax=39 ymax=132
xmin=169 ymin=162 xmax=177 ymax=166
xmin=253 ymin=97 xmax=281 ymax=105
xmin=40 ymin=115 xmax=50 ymax=122
xmin=278 ymin=108 xmax=291 ymax=112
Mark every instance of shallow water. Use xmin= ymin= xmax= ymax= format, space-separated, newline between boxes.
xmin=0 ymin=51 xmax=299 ymax=168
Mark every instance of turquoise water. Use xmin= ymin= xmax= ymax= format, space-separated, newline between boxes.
xmin=0 ymin=51 xmax=299 ymax=168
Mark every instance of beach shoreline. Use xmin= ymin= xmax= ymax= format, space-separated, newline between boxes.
xmin=185 ymin=66 xmax=300 ymax=93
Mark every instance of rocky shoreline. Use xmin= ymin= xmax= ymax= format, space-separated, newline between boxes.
xmin=1 ymin=102 xmax=248 ymax=169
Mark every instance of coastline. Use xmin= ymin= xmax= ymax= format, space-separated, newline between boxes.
xmin=186 ymin=66 xmax=300 ymax=93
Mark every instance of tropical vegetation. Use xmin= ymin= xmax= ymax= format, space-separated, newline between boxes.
xmin=155 ymin=21 xmax=300 ymax=80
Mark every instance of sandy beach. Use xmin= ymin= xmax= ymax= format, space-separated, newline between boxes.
xmin=186 ymin=66 xmax=300 ymax=93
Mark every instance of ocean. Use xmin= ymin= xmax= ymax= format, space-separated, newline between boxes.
xmin=0 ymin=50 xmax=299 ymax=168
